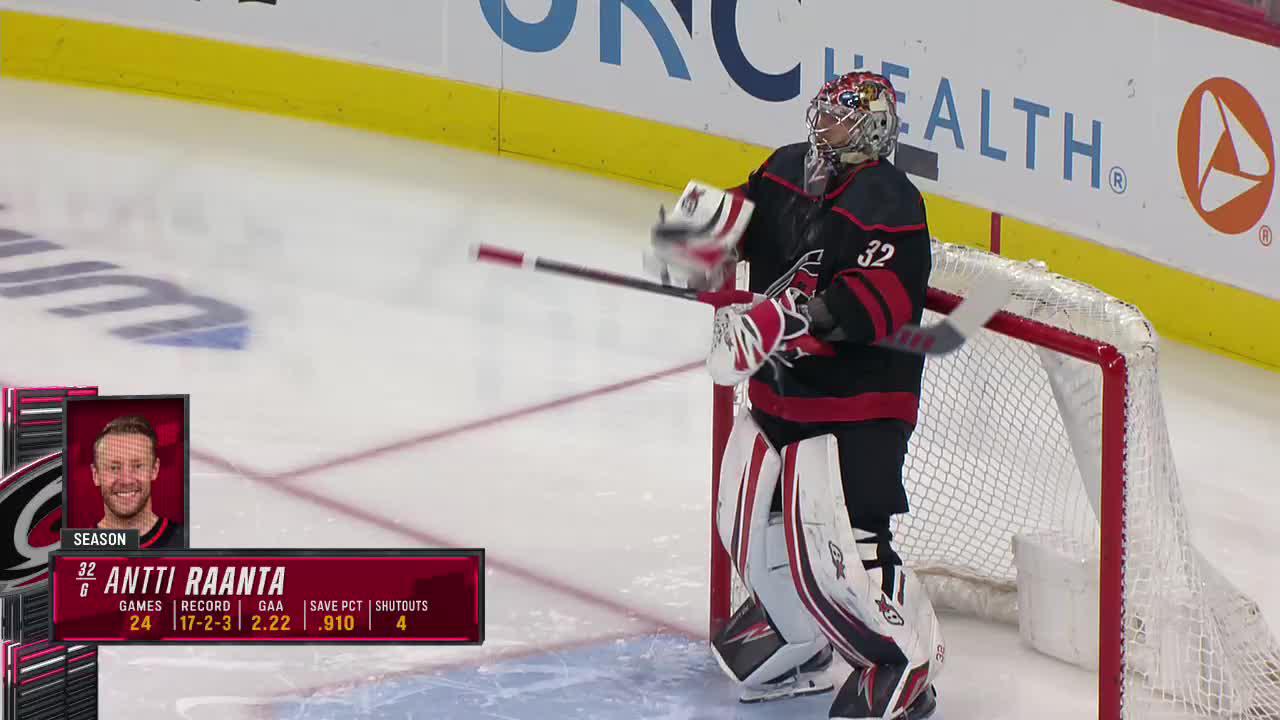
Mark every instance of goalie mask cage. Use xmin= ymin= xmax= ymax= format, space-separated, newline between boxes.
xmin=708 ymin=241 xmax=1280 ymax=720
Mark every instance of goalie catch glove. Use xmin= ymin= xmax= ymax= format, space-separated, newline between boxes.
xmin=707 ymin=288 xmax=833 ymax=386
xmin=644 ymin=181 xmax=754 ymax=291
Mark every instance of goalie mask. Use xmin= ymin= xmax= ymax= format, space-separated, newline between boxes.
xmin=804 ymin=72 xmax=900 ymax=194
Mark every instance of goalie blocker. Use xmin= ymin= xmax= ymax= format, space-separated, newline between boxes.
xmin=713 ymin=408 xmax=942 ymax=719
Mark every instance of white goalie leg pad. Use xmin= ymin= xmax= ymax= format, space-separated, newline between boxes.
xmin=715 ymin=407 xmax=780 ymax=581
xmin=780 ymin=435 xmax=945 ymax=709
xmin=714 ymin=409 xmax=829 ymax=692
xmin=730 ymin=517 xmax=830 ymax=691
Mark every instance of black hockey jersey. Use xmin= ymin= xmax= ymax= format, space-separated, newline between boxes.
xmin=734 ymin=143 xmax=932 ymax=426
xmin=139 ymin=516 xmax=185 ymax=549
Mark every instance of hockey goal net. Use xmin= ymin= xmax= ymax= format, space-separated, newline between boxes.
xmin=709 ymin=241 xmax=1280 ymax=720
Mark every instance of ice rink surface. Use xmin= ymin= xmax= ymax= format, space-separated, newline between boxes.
xmin=0 ymin=78 xmax=1276 ymax=720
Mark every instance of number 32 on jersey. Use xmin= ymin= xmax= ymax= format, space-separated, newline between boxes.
xmin=857 ymin=240 xmax=895 ymax=268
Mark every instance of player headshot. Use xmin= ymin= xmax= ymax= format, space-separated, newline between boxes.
xmin=91 ymin=415 xmax=185 ymax=549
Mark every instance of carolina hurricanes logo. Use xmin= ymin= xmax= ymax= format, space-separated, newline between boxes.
xmin=790 ymin=268 xmax=819 ymax=297
xmin=765 ymin=249 xmax=823 ymax=299
xmin=681 ymin=187 xmax=706 ymax=214
xmin=0 ymin=453 xmax=64 ymax=593
xmin=828 ymin=541 xmax=846 ymax=580
xmin=726 ymin=621 xmax=777 ymax=645
xmin=876 ymin=595 xmax=905 ymax=627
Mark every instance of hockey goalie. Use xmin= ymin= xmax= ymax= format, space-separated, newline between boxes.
xmin=648 ymin=72 xmax=943 ymax=720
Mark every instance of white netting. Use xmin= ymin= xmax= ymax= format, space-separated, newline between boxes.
xmin=719 ymin=241 xmax=1280 ymax=719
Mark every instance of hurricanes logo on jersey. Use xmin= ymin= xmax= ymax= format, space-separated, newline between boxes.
xmin=765 ymin=249 xmax=823 ymax=299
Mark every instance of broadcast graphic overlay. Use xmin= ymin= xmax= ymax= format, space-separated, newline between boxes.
xmin=1 ymin=386 xmax=103 ymax=720
xmin=62 ymin=395 xmax=189 ymax=550
xmin=49 ymin=550 xmax=484 ymax=644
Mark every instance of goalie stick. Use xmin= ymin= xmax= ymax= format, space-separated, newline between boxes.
xmin=471 ymin=243 xmax=1012 ymax=356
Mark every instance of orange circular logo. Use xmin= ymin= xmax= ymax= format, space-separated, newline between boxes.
xmin=1177 ymin=78 xmax=1274 ymax=235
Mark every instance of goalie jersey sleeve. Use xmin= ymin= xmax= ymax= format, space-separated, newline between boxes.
xmin=726 ymin=143 xmax=933 ymax=426
xmin=815 ymin=181 xmax=931 ymax=348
